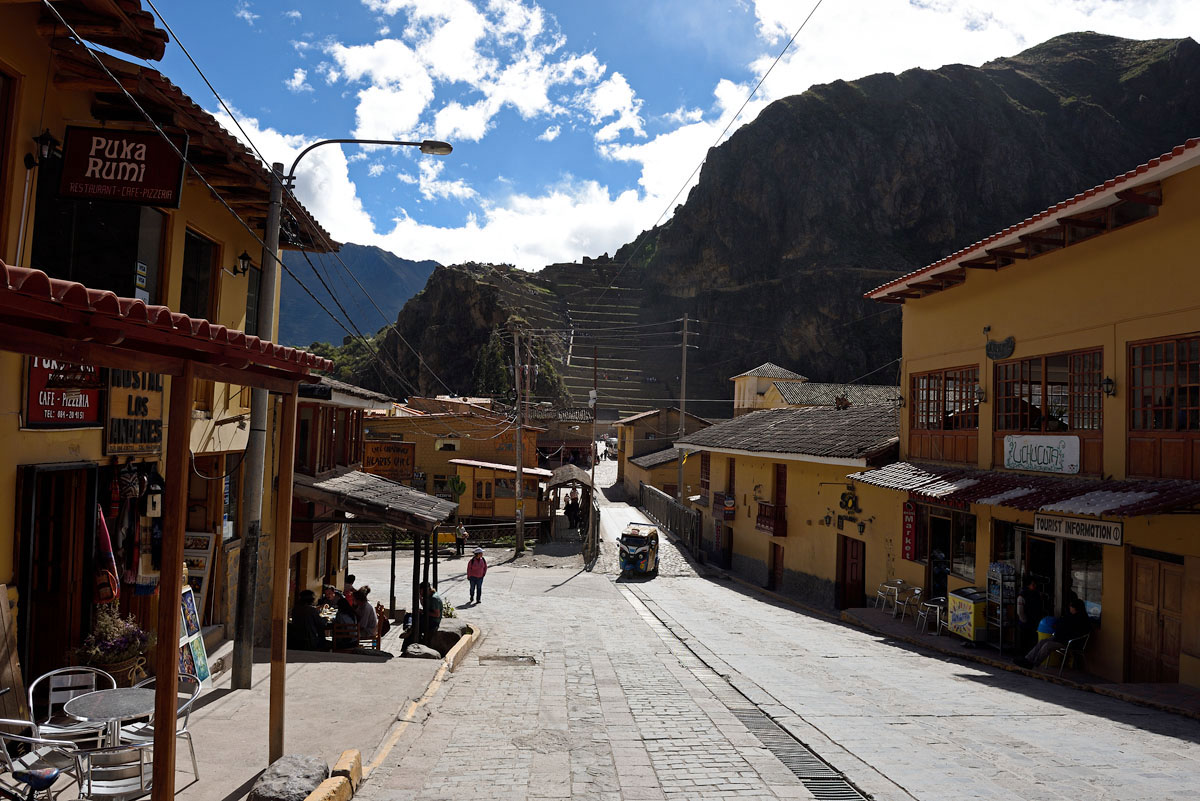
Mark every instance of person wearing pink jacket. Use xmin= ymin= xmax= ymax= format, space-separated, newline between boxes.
xmin=466 ymin=547 xmax=487 ymax=604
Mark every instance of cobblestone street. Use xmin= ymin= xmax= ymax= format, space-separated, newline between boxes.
xmin=354 ymin=462 xmax=1200 ymax=800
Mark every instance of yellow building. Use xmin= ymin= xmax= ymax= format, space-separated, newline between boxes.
xmin=364 ymin=408 xmax=539 ymax=498
xmin=0 ymin=1 xmax=332 ymax=679
xmin=613 ymin=407 xmax=709 ymax=493
xmin=625 ymin=448 xmax=701 ymax=499
xmin=450 ymin=459 xmax=552 ymax=523
xmin=730 ymin=362 xmax=807 ymax=416
xmin=853 ymin=136 xmax=1200 ymax=686
xmin=677 ymin=405 xmax=898 ymax=606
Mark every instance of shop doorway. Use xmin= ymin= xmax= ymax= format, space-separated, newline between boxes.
xmin=17 ymin=464 xmax=98 ymax=682
xmin=1130 ymin=554 xmax=1183 ymax=683
xmin=836 ymin=535 xmax=865 ymax=609
xmin=768 ymin=543 xmax=784 ymax=591
xmin=1025 ymin=535 xmax=1057 ymax=608
xmin=929 ymin=514 xmax=952 ymax=598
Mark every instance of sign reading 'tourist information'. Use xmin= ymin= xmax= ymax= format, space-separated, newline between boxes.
xmin=1003 ymin=434 xmax=1080 ymax=474
xmin=1034 ymin=513 xmax=1123 ymax=546
xmin=59 ymin=126 xmax=188 ymax=208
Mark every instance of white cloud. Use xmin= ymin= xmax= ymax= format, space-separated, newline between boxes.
xmin=416 ymin=161 xmax=477 ymax=201
xmin=368 ymin=163 xmax=387 ymax=177
xmin=585 ymin=72 xmax=644 ymax=142
xmin=329 ymin=39 xmax=435 ymax=138
xmin=285 ymin=68 xmax=312 ymax=93
xmin=537 ymin=124 xmax=560 ymax=142
xmin=434 ymin=99 xmax=495 ymax=142
xmin=234 ymin=1 xmax=260 ymax=26
xmin=662 ymin=106 xmax=703 ymax=125
xmin=284 ymin=9 xmax=302 ymax=21
xmin=315 ymin=62 xmax=340 ymax=84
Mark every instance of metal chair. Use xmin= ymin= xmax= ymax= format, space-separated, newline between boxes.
xmin=28 ymin=667 xmax=115 ymax=746
xmin=75 ymin=742 xmax=153 ymax=801
xmin=0 ymin=718 xmax=82 ymax=796
xmin=1050 ymin=633 xmax=1090 ymax=676
xmin=916 ymin=596 xmax=946 ymax=635
xmin=874 ymin=580 xmax=903 ymax=611
xmin=119 ymin=674 xmax=200 ymax=779
xmin=896 ymin=587 xmax=923 ymax=622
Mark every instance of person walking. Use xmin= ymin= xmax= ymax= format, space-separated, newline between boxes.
xmin=467 ymin=547 xmax=487 ymax=604
xmin=455 ymin=522 xmax=467 ymax=557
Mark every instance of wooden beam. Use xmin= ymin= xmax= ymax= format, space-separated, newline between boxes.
xmin=961 ymin=256 xmax=1000 ymax=270
xmin=0 ymin=321 xmax=185 ymax=376
xmin=1020 ymin=231 xmax=1065 ymax=247
xmin=1116 ymin=188 xmax=1162 ymax=206
xmin=1057 ymin=214 xmax=1107 ymax=229
xmin=986 ymin=245 xmax=1029 ymax=259
xmin=269 ymin=386 xmax=300 ymax=763
xmin=150 ymin=361 xmax=194 ymax=801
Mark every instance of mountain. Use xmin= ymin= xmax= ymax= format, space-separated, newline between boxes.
xmin=278 ymin=243 xmax=438 ymax=347
xmin=356 ymin=32 xmax=1200 ymax=419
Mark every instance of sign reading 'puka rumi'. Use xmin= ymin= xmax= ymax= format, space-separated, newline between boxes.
xmin=58 ymin=126 xmax=188 ymax=208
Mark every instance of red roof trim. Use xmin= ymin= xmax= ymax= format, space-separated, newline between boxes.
xmin=867 ymin=137 xmax=1200 ymax=300
xmin=1 ymin=261 xmax=332 ymax=373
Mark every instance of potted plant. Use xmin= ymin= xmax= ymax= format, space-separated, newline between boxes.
xmin=75 ymin=605 xmax=155 ymax=687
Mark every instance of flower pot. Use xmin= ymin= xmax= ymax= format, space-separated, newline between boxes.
xmin=96 ymin=656 xmax=148 ymax=687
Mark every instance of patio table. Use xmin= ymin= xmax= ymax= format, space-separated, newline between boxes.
xmin=64 ymin=688 xmax=158 ymax=746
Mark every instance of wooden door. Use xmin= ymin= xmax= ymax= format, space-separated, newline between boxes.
xmin=769 ymin=543 xmax=784 ymax=590
xmin=837 ymin=535 xmax=865 ymax=609
xmin=18 ymin=466 xmax=97 ymax=682
xmin=1131 ymin=555 xmax=1184 ymax=682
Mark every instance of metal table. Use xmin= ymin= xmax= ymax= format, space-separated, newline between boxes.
xmin=63 ymin=688 xmax=157 ymax=745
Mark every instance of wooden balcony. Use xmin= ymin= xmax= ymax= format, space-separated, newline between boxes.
xmin=755 ymin=501 xmax=785 ymax=535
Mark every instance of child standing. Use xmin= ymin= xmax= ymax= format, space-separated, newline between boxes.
xmin=467 ymin=547 xmax=487 ymax=604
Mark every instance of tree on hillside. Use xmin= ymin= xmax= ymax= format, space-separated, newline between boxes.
xmin=471 ymin=327 xmax=511 ymax=398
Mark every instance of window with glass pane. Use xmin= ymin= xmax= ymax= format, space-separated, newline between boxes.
xmin=952 ymin=518 xmax=976 ymax=580
xmin=995 ymin=350 xmax=1101 ymax=432
xmin=1130 ymin=337 xmax=1200 ymax=431
xmin=1066 ymin=541 xmax=1102 ymax=623
xmin=911 ymin=367 xmax=978 ymax=430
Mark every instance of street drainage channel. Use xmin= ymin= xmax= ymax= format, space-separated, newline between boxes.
xmin=623 ymin=587 xmax=870 ymax=801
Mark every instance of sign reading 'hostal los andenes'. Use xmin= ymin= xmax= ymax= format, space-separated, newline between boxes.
xmin=59 ymin=126 xmax=188 ymax=208
xmin=106 ymin=369 xmax=164 ymax=455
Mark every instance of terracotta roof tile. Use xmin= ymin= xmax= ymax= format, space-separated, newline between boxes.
xmin=677 ymin=405 xmax=899 ymax=461
xmin=730 ymin=362 xmax=808 ymax=381
xmin=772 ymin=382 xmax=900 ymax=407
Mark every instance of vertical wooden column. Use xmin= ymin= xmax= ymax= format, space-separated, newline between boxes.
xmin=268 ymin=386 xmax=299 ymax=763
xmin=411 ymin=532 xmax=422 ymax=644
xmin=151 ymin=361 xmax=194 ymax=801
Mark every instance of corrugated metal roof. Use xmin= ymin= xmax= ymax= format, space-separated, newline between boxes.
xmin=849 ymin=461 xmax=1200 ymax=518
xmin=294 ymin=469 xmax=457 ymax=526
xmin=448 ymin=458 xmax=553 ymax=477
xmin=630 ymin=448 xmax=681 ymax=469
xmin=677 ymin=405 xmax=898 ymax=460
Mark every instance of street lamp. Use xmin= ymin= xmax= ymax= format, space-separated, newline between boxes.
xmin=286 ymin=138 xmax=453 ymax=186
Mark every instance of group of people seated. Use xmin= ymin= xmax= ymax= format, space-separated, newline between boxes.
xmin=288 ymin=573 xmax=380 ymax=652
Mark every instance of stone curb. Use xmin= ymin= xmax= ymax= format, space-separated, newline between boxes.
xmin=841 ymin=609 xmax=1200 ymax=722
xmin=331 ymin=749 xmax=362 ymax=791
xmin=444 ymin=622 xmax=481 ymax=672
xmin=304 ymin=776 xmax=351 ymax=801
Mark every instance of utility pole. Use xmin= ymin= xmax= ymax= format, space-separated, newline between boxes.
xmin=233 ymin=162 xmax=283 ymax=689
xmin=512 ymin=324 xmax=525 ymax=553
xmin=590 ymin=344 xmax=598 ymax=539
xmin=677 ymin=314 xmax=689 ymax=500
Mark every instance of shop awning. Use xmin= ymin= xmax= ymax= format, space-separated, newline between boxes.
xmin=849 ymin=461 xmax=1200 ymax=518
xmin=548 ymin=464 xmax=593 ymax=490
xmin=448 ymin=458 xmax=553 ymax=478
xmin=294 ymin=469 xmax=458 ymax=531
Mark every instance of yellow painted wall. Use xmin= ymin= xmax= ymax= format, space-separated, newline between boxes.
xmin=624 ymin=455 xmax=700 ymax=498
xmin=453 ymin=464 xmax=548 ymax=520
xmin=900 ymin=165 xmax=1200 ymax=478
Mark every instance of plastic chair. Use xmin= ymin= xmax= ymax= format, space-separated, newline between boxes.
xmin=75 ymin=742 xmax=153 ymax=801
xmin=28 ymin=667 xmax=115 ymax=746
xmin=0 ymin=719 xmax=82 ymax=795
xmin=1050 ymin=633 xmax=1090 ymax=676
xmin=119 ymin=674 xmax=200 ymax=779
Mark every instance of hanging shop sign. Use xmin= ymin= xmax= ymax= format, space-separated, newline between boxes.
xmin=24 ymin=357 xmax=103 ymax=428
xmin=58 ymin=126 xmax=188 ymax=208
xmin=363 ymin=440 xmax=415 ymax=481
xmin=1003 ymin=434 xmax=1080 ymax=474
xmin=105 ymin=369 xmax=164 ymax=455
xmin=901 ymin=501 xmax=917 ymax=560
xmin=1033 ymin=513 xmax=1123 ymax=546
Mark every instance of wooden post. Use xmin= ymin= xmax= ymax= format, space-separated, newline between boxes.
xmin=151 ymin=361 xmax=193 ymax=801
xmin=432 ymin=531 xmax=439 ymax=589
xmin=411 ymin=530 xmax=422 ymax=644
xmin=268 ymin=386 xmax=299 ymax=763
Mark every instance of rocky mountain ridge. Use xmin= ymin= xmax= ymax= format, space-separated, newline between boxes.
xmin=353 ymin=32 xmax=1200 ymax=419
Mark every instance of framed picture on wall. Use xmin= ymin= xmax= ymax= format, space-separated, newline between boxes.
xmin=183 ymin=531 xmax=215 ymax=624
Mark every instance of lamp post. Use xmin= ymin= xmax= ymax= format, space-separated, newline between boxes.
xmin=234 ymin=137 xmax=452 ymax=706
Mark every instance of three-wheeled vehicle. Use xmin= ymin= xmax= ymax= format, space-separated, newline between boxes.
xmin=618 ymin=524 xmax=659 ymax=577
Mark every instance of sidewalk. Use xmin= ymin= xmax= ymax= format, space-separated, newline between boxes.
xmin=168 ymin=633 xmax=441 ymax=801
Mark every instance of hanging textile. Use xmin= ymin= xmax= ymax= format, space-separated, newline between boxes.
xmin=93 ymin=504 xmax=120 ymax=604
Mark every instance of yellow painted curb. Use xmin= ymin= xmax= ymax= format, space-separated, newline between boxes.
xmin=444 ymin=623 xmax=481 ymax=673
xmin=304 ymin=776 xmax=351 ymax=801
xmin=331 ymin=749 xmax=362 ymax=791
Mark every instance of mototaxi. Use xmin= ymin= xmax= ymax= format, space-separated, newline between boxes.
xmin=618 ymin=524 xmax=659 ymax=576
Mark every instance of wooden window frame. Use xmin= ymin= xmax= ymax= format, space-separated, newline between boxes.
xmin=1128 ymin=334 xmax=1200 ymax=479
xmin=908 ymin=365 xmax=979 ymax=464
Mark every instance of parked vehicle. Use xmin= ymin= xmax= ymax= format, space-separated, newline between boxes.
xmin=605 ymin=437 xmax=618 ymax=460
xmin=618 ymin=524 xmax=659 ymax=577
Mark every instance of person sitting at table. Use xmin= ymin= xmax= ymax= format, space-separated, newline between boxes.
xmin=288 ymin=590 xmax=327 ymax=651
xmin=332 ymin=590 xmax=359 ymax=649
xmin=1015 ymin=598 xmax=1091 ymax=668
xmin=419 ymin=581 xmax=443 ymax=645
xmin=318 ymin=584 xmax=341 ymax=610
xmin=354 ymin=586 xmax=378 ymax=641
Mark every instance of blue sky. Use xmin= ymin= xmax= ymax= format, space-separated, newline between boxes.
xmin=149 ymin=0 xmax=1199 ymax=270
